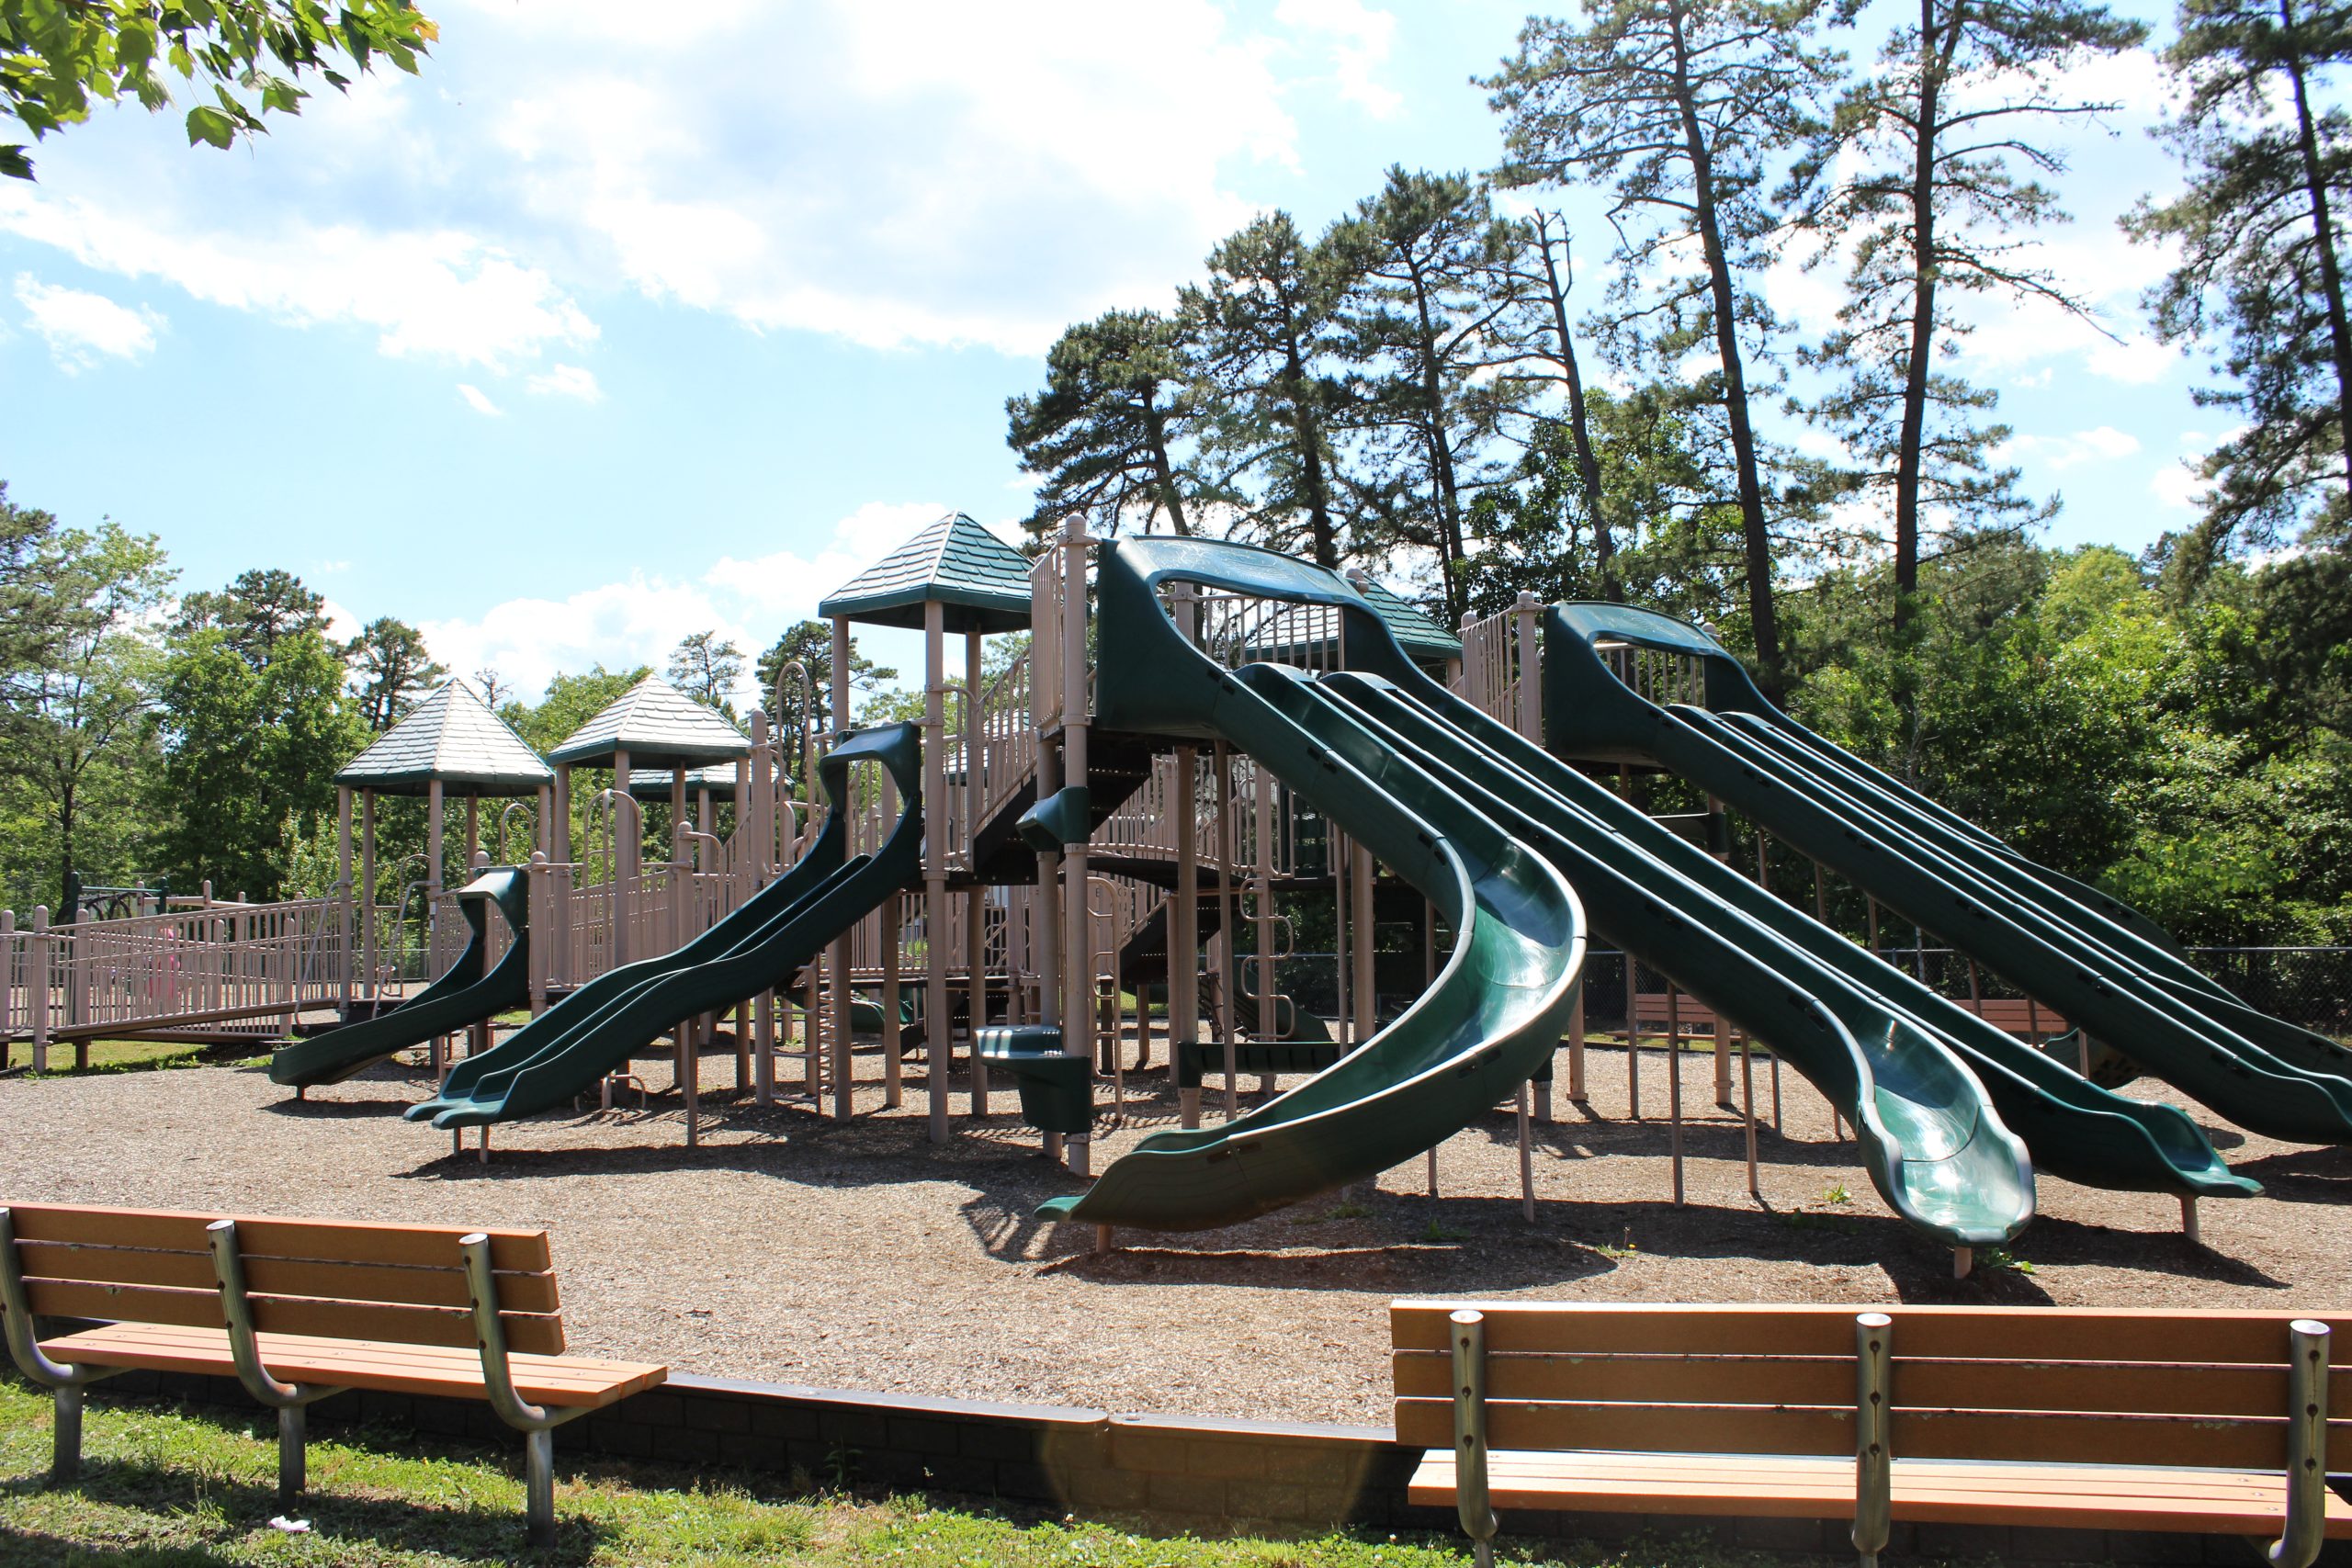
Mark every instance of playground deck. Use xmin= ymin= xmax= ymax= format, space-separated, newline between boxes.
xmin=1 ymin=1044 xmax=2343 ymax=1427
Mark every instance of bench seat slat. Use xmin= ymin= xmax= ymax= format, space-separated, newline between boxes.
xmin=1408 ymin=1451 xmax=2352 ymax=1537
xmin=6 ymin=1203 xmax=551 ymax=1272
xmin=25 ymin=1278 xmax=565 ymax=1356
xmin=17 ymin=1241 xmax=560 ymax=1314
xmin=1390 ymin=1302 xmax=2352 ymax=1366
xmin=40 ymin=1325 xmax=662 ymax=1409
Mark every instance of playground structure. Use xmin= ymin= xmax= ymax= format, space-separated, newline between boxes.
xmin=6 ymin=513 xmax=2350 ymax=1260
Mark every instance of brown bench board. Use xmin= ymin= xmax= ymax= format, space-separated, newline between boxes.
xmin=1408 ymin=1451 xmax=2352 ymax=1536
xmin=1630 ymin=991 xmax=2070 ymax=1038
xmin=6 ymin=1202 xmax=553 ymax=1272
xmin=41 ymin=1324 xmax=662 ymax=1409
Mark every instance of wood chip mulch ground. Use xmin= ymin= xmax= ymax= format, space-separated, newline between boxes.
xmin=3 ymin=1038 xmax=2344 ymax=1427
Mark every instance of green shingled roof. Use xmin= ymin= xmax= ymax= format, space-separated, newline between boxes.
xmin=817 ymin=512 xmax=1033 ymax=634
xmin=1346 ymin=571 xmax=1463 ymax=661
xmin=548 ymin=676 xmax=752 ymax=770
xmin=626 ymin=762 xmax=743 ymax=801
xmin=334 ymin=682 xmax=553 ymax=798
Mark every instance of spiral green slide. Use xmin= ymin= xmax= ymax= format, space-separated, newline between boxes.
xmin=404 ymin=723 xmax=922 ymax=1131
xmin=269 ymin=866 xmax=530 ymax=1091
xmin=1543 ymin=602 xmax=2352 ymax=1147
xmin=1036 ymin=537 xmax=1587 ymax=1232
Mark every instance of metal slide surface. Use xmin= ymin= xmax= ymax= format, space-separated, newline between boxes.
xmin=405 ymin=724 xmax=922 ymax=1130
xmin=1330 ymin=643 xmax=2246 ymax=1204
xmin=1036 ymin=538 xmax=1586 ymax=1231
xmin=1544 ymin=602 xmax=2352 ymax=1145
xmin=269 ymin=867 xmax=531 ymax=1089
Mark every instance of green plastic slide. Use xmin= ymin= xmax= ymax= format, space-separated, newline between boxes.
xmin=1327 ymin=646 xmax=2245 ymax=1205
xmin=1544 ymin=603 xmax=2352 ymax=1146
xmin=1036 ymin=537 xmax=1586 ymax=1231
xmin=269 ymin=867 xmax=530 ymax=1091
xmin=404 ymin=724 xmax=922 ymax=1130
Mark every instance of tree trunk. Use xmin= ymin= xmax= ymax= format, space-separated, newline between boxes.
xmin=1283 ymin=335 xmax=1339 ymax=568
xmin=1536 ymin=219 xmax=1615 ymax=597
xmin=2280 ymin=0 xmax=2352 ymax=498
xmin=1408 ymin=255 xmax=1469 ymax=620
xmin=1145 ymin=406 xmax=1192 ymax=535
xmin=1668 ymin=3 xmax=1782 ymax=688
xmin=1892 ymin=0 xmax=1951 ymax=634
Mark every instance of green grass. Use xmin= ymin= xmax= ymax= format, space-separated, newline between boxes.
xmin=0 ymin=1380 xmax=1819 ymax=1566
xmin=0 ymin=1039 xmax=268 ymax=1077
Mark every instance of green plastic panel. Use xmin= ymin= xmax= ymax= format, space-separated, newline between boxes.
xmin=404 ymin=724 xmax=923 ymax=1129
xmin=269 ymin=867 xmax=531 ymax=1089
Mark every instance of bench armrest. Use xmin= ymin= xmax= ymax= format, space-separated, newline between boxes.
xmin=461 ymin=1233 xmax=584 ymax=1435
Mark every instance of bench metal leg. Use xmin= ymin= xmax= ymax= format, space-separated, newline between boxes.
xmin=526 ymin=1427 xmax=557 ymax=1547
xmin=278 ymin=1404 xmax=307 ymax=1500
xmin=52 ymin=1383 xmax=83 ymax=1483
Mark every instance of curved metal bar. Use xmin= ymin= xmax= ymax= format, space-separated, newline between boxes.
xmin=205 ymin=1219 xmax=340 ymax=1499
xmin=2270 ymin=1319 xmax=2333 ymax=1568
xmin=458 ymin=1233 xmax=581 ymax=1435
xmin=0 ymin=1208 xmax=112 ymax=1391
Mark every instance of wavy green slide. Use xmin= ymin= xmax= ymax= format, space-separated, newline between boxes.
xmin=1544 ymin=603 xmax=2352 ymax=1146
xmin=406 ymin=723 xmax=922 ymax=1130
xmin=1328 ymin=639 xmax=2245 ymax=1206
xmin=1037 ymin=537 xmax=1587 ymax=1232
xmin=269 ymin=867 xmax=530 ymax=1092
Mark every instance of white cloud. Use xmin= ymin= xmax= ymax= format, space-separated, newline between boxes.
xmin=1996 ymin=425 xmax=2143 ymax=469
xmin=422 ymin=501 xmax=950 ymax=709
xmin=0 ymin=0 xmax=1351 ymax=361
xmin=458 ymin=383 xmax=503 ymax=416
xmin=2150 ymin=461 xmax=2206 ymax=513
xmin=0 ymin=186 xmax=596 ymax=369
xmin=1274 ymin=0 xmax=1402 ymax=118
xmin=14 ymin=274 xmax=161 ymax=369
xmin=527 ymin=363 xmax=602 ymax=401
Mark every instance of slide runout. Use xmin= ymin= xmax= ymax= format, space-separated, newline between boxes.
xmin=270 ymin=867 xmax=530 ymax=1090
xmin=1039 ymin=536 xmax=1585 ymax=1232
xmin=1718 ymin=708 xmax=2352 ymax=1083
xmin=1323 ymin=672 xmax=2036 ymax=1244
xmin=1672 ymin=702 xmax=2352 ymax=1145
xmin=405 ymin=724 xmax=923 ymax=1130
xmin=1327 ymin=659 xmax=2249 ymax=1201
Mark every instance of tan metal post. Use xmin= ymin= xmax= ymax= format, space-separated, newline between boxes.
xmin=1214 ymin=744 xmax=1238 ymax=1119
xmin=922 ymin=602 xmax=950 ymax=1140
xmin=1174 ymin=745 xmax=1200 ymax=1128
xmin=967 ymin=628 xmax=989 ymax=1112
xmin=835 ymin=615 xmax=859 ymax=1122
xmin=336 ymin=786 xmax=354 ymax=1017
xmin=1059 ymin=519 xmax=1092 ymax=1143
xmin=1853 ymin=1312 xmax=1893 ymax=1568
xmin=609 ymin=747 xmax=632 ymax=969
xmin=360 ymin=791 xmax=378 ymax=1005
xmin=28 ymin=907 xmax=48 ymax=1075
xmin=1513 ymin=591 xmax=1541 ymax=741
xmin=1351 ymin=837 xmax=1375 ymax=1046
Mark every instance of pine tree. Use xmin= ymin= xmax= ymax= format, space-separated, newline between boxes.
xmin=1329 ymin=166 xmax=1521 ymax=619
xmin=1487 ymin=0 xmax=1838 ymax=692
xmin=2128 ymin=0 xmax=2352 ymax=579
xmin=1184 ymin=212 xmax=1357 ymax=567
xmin=1792 ymin=0 xmax=2143 ymax=629
xmin=1006 ymin=307 xmax=1200 ymax=539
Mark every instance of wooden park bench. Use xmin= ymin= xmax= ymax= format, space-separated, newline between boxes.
xmin=1393 ymin=1300 xmax=2346 ymax=1568
xmin=1631 ymin=987 xmax=2069 ymax=1042
xmin=0 ymin=1201 xmax=666 ymax=1544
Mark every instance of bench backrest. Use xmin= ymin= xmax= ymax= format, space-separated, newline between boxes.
xmin=1393 ymin=1302 xmax=2349 ymax=1470
xmin=1628 ymin=992 xmax=2068 ymax=1037
xmin=6 ymin=1202 xmax=563 ymax=1355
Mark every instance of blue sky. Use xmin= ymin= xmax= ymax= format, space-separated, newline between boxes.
xmin=0 ymin=0 xmax=2209 ymax=704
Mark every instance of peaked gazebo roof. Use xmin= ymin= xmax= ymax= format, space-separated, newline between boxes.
xmin=818 ymin=511 xmax=1032 ymax=634
xmin=334 ymin=681 xmax=552 ymax=798
xmin=1347 ymin=571 xmax=1464 ymax=663
xmin=548 ymin=676 xmax=752 ymax=771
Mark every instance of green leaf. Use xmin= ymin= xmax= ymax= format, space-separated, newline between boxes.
xmin=184 ymin=105 xmax=235 ymax=148
xmin=0 ymin=145 xmax=35 ymax=181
